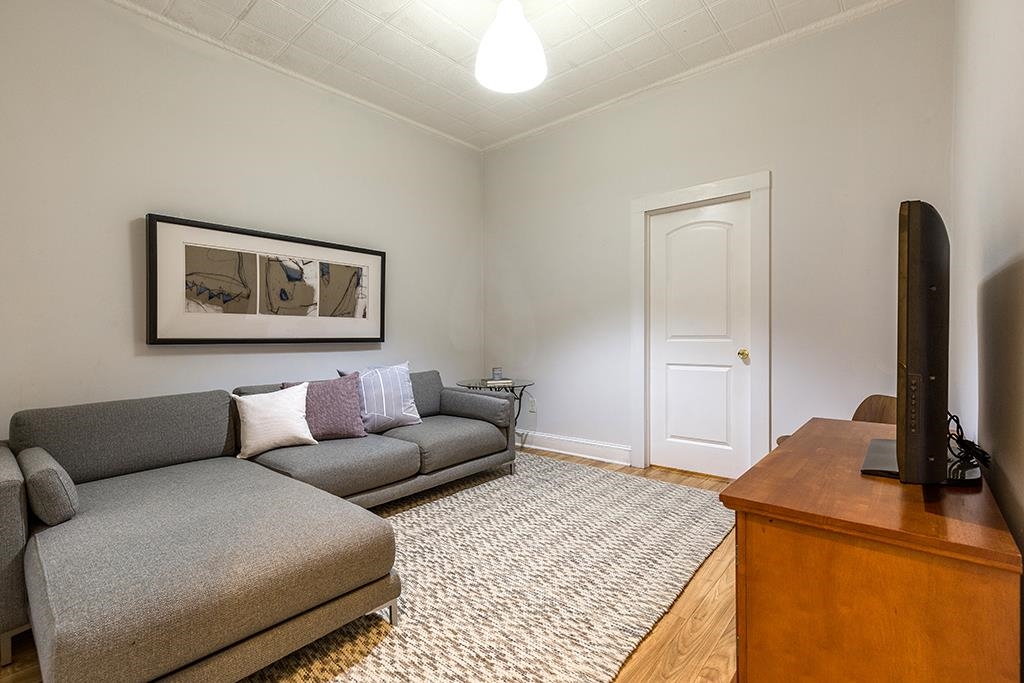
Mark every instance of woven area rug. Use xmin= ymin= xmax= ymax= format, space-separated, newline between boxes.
xmin=249 ymin=453 xmax=735 ymax=683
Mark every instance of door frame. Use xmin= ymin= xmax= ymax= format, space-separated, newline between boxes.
xmin=628 ymin=171 xmax=772 ymax=470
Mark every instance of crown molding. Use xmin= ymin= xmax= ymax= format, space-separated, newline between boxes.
xmin=483 ymin=0 xmax=910 ymax=152
xmin=106 ymin=0 xmax=483 ymax=153
xmin=107 ymin=0 xmax=908 ymax=155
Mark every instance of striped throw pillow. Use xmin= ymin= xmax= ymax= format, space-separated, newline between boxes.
xmin=348 ymin=362 xmax=422 ymax=433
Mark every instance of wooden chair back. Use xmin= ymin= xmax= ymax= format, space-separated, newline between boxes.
xmin=776 ymin=394 xmax=897 ymax=446
xmin=851 ymin=394 xmax=897 ymax=425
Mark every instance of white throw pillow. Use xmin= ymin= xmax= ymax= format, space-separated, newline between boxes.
xmin=233 ymin=383 xmax=318 ymax=459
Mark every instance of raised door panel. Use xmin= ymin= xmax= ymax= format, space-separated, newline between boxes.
xmin=665 ymin=223 xmax=730 ymax=339
xmin=665 ymin=364 xmax=730 ymax=445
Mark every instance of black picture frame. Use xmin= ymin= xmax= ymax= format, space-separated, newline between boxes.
xmin=147 ymin=214 xmax=386 ymax=344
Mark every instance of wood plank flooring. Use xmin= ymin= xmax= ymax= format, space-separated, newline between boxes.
xmin=0 ymin=449 xmax=736 ymax=683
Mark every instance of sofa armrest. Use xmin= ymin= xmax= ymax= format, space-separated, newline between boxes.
xmin=0 ymin=445 xmax=29 ymax=634
xmin=439 ymin=388 xmax=513 ymax=430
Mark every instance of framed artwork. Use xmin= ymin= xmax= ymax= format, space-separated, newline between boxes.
xmin=147 ymin=214 xmax=385 ymax=344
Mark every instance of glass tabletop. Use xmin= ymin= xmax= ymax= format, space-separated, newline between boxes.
xmin=457 ymin=379 xmax=534 ymax=389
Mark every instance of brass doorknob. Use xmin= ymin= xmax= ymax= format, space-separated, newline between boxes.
xmin=737 ymin=348 xmax=750 ymax=362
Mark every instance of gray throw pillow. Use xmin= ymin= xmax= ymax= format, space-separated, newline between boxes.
xmin=341 ymin=362 xmax=422 ymax=433
xmin=17 ymin=447 xmax=79 ymax=525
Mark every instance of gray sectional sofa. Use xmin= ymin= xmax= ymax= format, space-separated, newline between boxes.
xmin=0 ymin=370 xmax=515 ymax=682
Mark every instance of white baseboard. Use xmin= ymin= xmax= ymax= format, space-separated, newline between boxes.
xmin=517 ymin=430 xmax=632 ymax=466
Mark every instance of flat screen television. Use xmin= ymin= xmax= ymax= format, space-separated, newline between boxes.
xmin=861 ymin=201 xmax=978 ymax=485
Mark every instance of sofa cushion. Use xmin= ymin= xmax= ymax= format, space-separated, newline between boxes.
xmin=254 ymin=434 xmax=420 ymax=498
xmin=23 ymin=457 xmax=394 ymax=683
xmin=8 ymin=390 xmax=236 ymax=484
xmin=385 ymin=415 xmax=507 ymax=474
xmin=16 ymin=447 xmax=79 ymax=525
xmin=410 ymin=370 xmax=443 ymax=417
xmin=232 ymin=383 xmax=283 ymax=396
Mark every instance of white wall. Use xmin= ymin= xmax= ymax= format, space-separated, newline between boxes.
xmin=0 ymin=0 xmax=483 ymax=437
xmin=482 ymin=0 xmax=955 ymax=460
xmin=948 ymin=0 xmax=1024 ymax=540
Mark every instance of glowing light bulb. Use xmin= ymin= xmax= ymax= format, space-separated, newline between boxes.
xmin=475 ymin=0 xmax=548 ymax=94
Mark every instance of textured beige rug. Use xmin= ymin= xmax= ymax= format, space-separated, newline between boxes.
xmin=249 ymin=453 xmax=735 ymax=683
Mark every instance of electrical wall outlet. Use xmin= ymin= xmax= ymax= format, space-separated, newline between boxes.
xmin=528 ymin=396 xmax=537 ymax=413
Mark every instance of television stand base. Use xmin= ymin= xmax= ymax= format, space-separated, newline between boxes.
xmin=861 ymin=438 xmax=982 ymax=486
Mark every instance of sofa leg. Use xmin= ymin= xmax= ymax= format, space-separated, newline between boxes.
xmin=1 ymin=625 xmax=30 ymax=667
xmin=509 ymin=460 xmax=516 ymax=475
xmin=367 ymin=599 xmax=400 ymax=628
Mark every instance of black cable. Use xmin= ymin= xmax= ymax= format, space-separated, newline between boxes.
xmin=947 ymin=412 xmax=991 ymax=469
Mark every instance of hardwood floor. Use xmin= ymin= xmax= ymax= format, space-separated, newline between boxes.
xmin=523 ymin=450 xmax=737 ymax=683
xmin=0 ymin=449 xmax=736 ymax=683
xmin=1 ymin=630 xmax=36 ymax=683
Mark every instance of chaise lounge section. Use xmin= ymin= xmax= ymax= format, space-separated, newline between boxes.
xmin=4 ymin=390 xmax=401 ymax=682
xmin=0 ymin=369 xmax=515 ymax=681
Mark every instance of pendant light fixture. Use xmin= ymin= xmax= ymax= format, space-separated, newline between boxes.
xmin=474 ymin=0 xmax=548 ymax=94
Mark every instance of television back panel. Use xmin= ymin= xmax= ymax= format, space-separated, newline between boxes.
xmin=896 ymin=200 xmax=950 ymax=484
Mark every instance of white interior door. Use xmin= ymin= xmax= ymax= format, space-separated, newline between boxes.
xmin=648 ymin=197 xmax=752 ymax=478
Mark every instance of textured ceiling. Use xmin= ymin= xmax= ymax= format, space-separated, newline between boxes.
xmin=121 ymin=0 xmax=893 ymax=149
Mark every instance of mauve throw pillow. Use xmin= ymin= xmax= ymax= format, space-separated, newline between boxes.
xmin=282 ymin=374 xmax=366 ymax=440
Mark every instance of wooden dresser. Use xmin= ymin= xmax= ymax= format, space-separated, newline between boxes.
xmin=720 ymin=418 xmax=1021 ymax=682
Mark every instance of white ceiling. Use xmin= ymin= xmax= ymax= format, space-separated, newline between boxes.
xmin=121 ymin=0 xmax=893 ymax=149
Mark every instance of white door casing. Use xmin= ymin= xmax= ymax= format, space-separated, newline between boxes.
xmin=648 ymin=199 xmax=751 ymax=477
xmin=629 ymin=171 xmax=771 ymax=475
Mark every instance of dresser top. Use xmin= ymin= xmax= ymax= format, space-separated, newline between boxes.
xmin=720 ymin=418 xmax=1022 ymax=573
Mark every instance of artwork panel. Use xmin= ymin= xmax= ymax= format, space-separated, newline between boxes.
xmin=184 ymin=245 xmax=257 ymax=314
xmin=150 ymin=214 xmax=385 ymax=343
xmin=259 ymin=255 xmax=318 ymax=317
xmin=318 ymin=261 xmax=369 ymax=318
